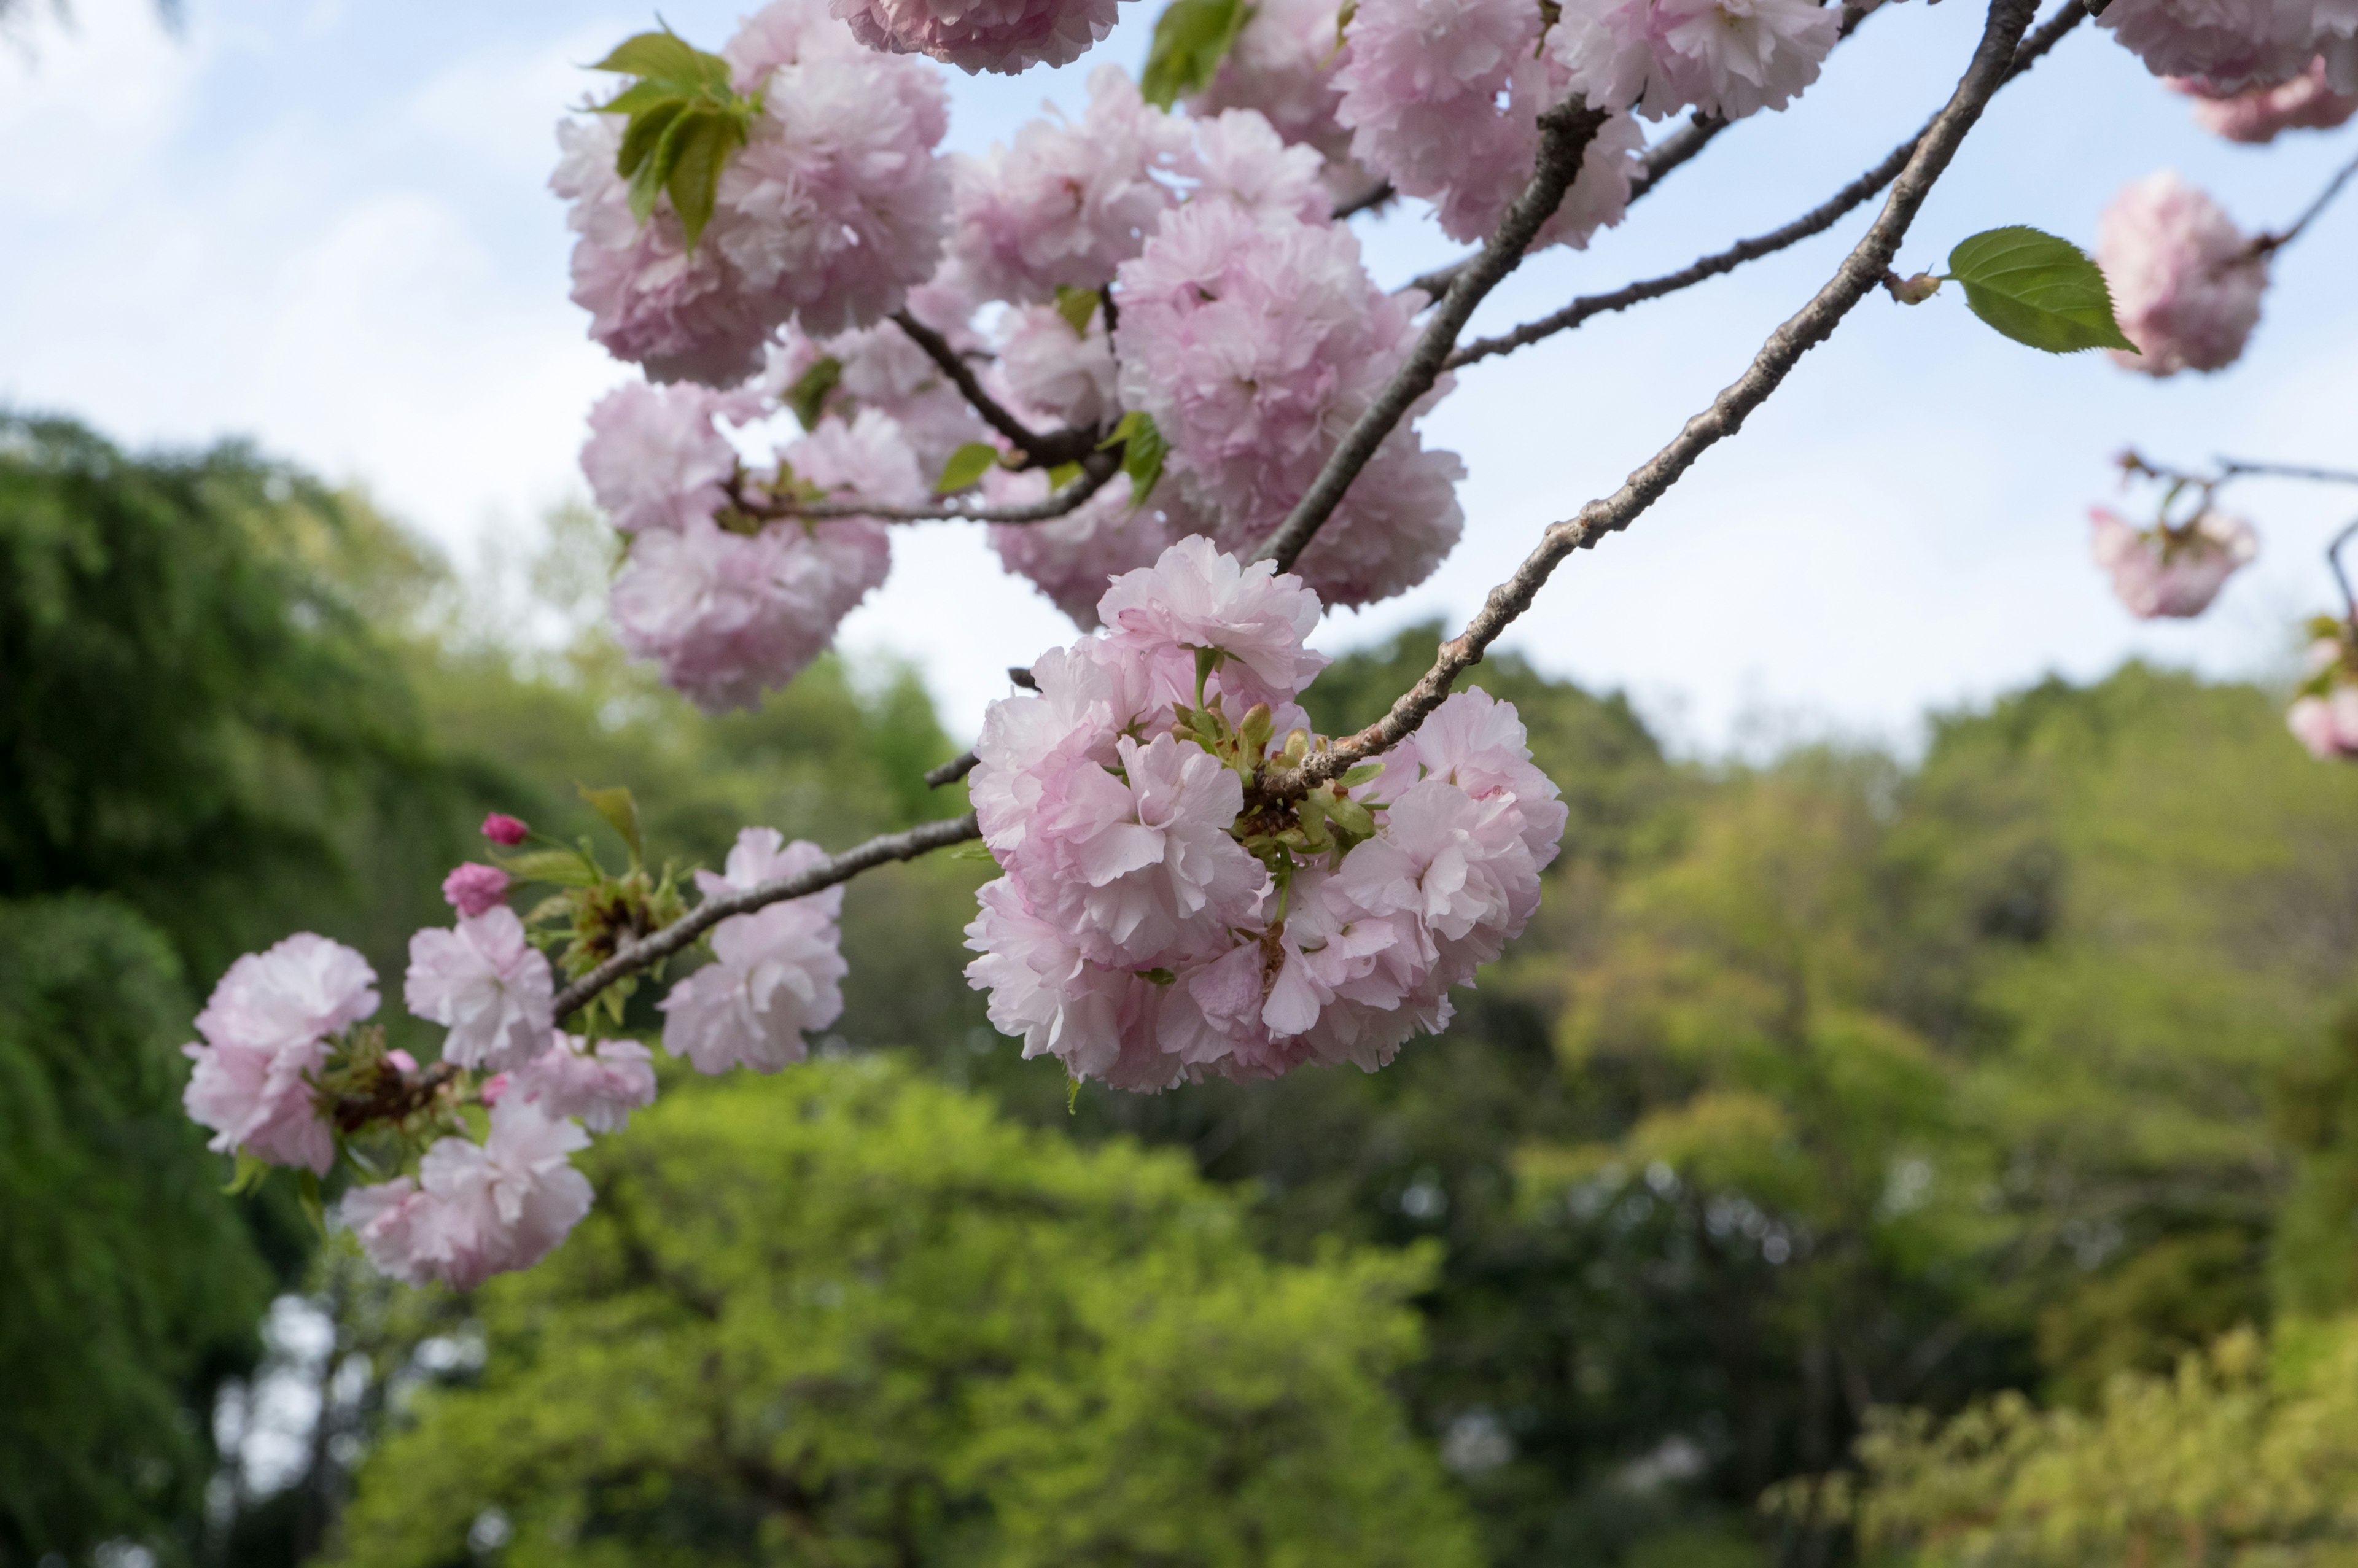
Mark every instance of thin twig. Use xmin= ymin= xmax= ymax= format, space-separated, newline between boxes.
xmin=2216 ymin=457 xmax=2358 ymax=486
xmin=889 ymin=309 xmax=1102 ymax=470
xmin=1256 ymin=101 xmax=1612 ymax=573
xmin=1449 ymin=0 xmax=2088 ymax=371
xmin=923 ymin=751 xmax=979 ymax=789
xmin=1267 ymin=0 xmax=2043 ymax=794
xmin=1333 ymin=179 xmax=1397 ymax=220
xmin=2329 ymin=519 xmax=2358 ymax=629
xmin=548 ymin=813 xmax=983 ymax=1022
xmin=2255 ymin=144 xmax=2358 ymax=254
xmin=739 ymin=453 xmax=1119 ymax=526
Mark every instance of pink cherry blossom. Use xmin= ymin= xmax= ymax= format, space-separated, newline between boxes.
xmin=2174 ymin=57 xmax=2358 ymax=140
xmin=1188 ymin=0 xmax=1375 ymax=204
xmin=554 ymin=0 xmax=949 ymax=384
xmin=482 ymin=813 xmax=529 ymax=845
xmin=404 ymin=907 xmax=556 ymax=1074
xmin=181 ymin=934 xmax=378 ymax=1174
xmin=952 ymin=66 xmax=1190 ymax=305
xmin=512 ymin=1033 xmax=659 ymax=1133
xmin=660 ymin=831 xmax=849 ymax=1072
xmin=2098 ymin=171 xmax=2270 ymax=376
xmin=831 ymin=0 xmax=1126 ymax=72
xmin=341 ymin=1099 xmax=595 ymax=1290
xmin=986 ymin=471 xmax=1180 ymax=629
xmin=2098 ymin=0 xmax=2319 ymax=93
xmin=2089 ymin=507 xmax=2257 ymax=618
xmin=579 ymin=379 xmax=743 ymax=535
xmin=2289 ymin=685 xmax=2358 ymax=758
xmin=1406 ymin=688 xmax=1570 ymax=869
xmin=182 ymin=1036 xmax=334 ymax=1174
xmin=994 ymin=300 xmax=1121 ymax=430
xmin=773 ymin=309 xmax=993 ymax=476
xmin=441 ymin=864 xmax=512 ymax=919
xmin=1097 ymin=535 xmax=1330 ymax=710
xmin=963 ymin=877 xmax=1181 ymax=1090
xmin=1180 ymin=109 xmax=1333 ymax=228
xmin=1549 ymin=0 xmax=1837 ymax=120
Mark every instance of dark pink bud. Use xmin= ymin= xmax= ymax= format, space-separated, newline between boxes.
xmin=385 ymin=1048 xmax=419 ymax=1074
xmin=480 ymin=1071 xmax=510 ymax=1106
xmin=442 ymin=863 xmax=513 ymax=918
xmin=481 ymin=812 xmax=529 ymax=846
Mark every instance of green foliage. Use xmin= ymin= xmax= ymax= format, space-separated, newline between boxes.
xmin=0 ymin=895 xmax=277 ymax=1564
xmin=1140 ymin=0 xmax=1251 ymax=107
xmin=328 ymin=1060 xmax=1482 ymax=1568
xmin=1944 ymin=226 xmax=2137 ymax=354
xmin=1101 ymin=409 xmax=1167 ymax=506
xmin=1838 ymin=1321 xmax=2358 ymax=1565
xmin=592 ymin=28 xmax=760 ymax=248
xmin=1051 ymin=284 xmax=1102 ymax=336
xmin=935 ymin=440 xmax=1003 ymax=495
xmin=784 ymin=355 xmax=842 ymax=431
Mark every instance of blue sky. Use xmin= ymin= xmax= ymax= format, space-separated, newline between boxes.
xmin=4 ymin=0 xmax=2354 ymax=752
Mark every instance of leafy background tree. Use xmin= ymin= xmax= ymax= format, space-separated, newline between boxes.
xmin=13 ymin=409 xmax=2358 ymax=1568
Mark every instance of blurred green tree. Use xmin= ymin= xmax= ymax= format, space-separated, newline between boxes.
xmin=326 ymin=1058 xmax=1481 ymax=1568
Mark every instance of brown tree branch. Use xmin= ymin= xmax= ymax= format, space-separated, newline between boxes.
xmin=889 ymin=309 xmax=1102 ymax=470
xmin=1255 ymin=101 xmax=1613 ymax=574
xmin=549 ymin=813 xmax=983 ymax=1023
xmin=1266 ymin=0 xmax=2044 ymax=795
xmin=737 ymin=451 xmax=1120 ymax=527
xmin=1448 ymin=0 xmax=2088 ymax=372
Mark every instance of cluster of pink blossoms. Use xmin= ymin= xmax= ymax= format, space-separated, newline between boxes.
xmin=1333 ymin=0 xmax=1648 ymax=248
xmin=185 ymin=807 xmax=849 ymax=1290
xmin=1547 ymin=0 xmax=1840 ymax=123
xmin=582 ymin=378 xmax=909 ymax=710
xmin=2290 ymin=630 xmax=2358 ymax=758
xmin=2096 ymin=171 xmax=2270 ymax=376
xmin=832 ymin=0 xmax=1127 ymax=73
xmin=1186 ymin=0 xmax=1380 ymax=208
xmin=2173 ymin=56 xmax=2358 ymax=138
xmin=552 ymin=0 xmax=951 ymax=387
xmin=2098 ymin=0 xmax=2357 ymax=97
xmin=2088 ymin=507 xmax=2257 ymax=619
xmin=964 ymin=538 xmax=1566 ymax=1090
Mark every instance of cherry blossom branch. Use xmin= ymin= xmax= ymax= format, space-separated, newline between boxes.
xmin=1333 ymin=180 xmax=1397 ymax=220
xmin=889 ymin=309 xmax=1103 ymax=470
xmin=1403 ymin=114 xmax=1726 ymax=300
xmin=2327 ymin=518 xmax=2358 ymax=627
xmin=2254 ymin=144 xmax=2358 ymax=254
xmin=548 ymin=812 xmax=983 ymax=1023
xmin=737 ymin=452 xmax=1121 ymax=526
xmin=1449 ymin=0 xmax=2088 ymax=372
xmin=2216 ymin=457 xmax=2358 ymax=486
xmin=1255 ymin=101 xmax=1613 ymax=574
xmin=1268 ymin=0 xmax=2044 ymax=794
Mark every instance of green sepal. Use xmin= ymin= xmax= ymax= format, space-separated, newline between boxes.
xmin=1053 ymin=285 xmax=1102 ymax=336
xmin=1140 ymin=0 xmax=1252 ymax=109
xmin=785 ymin=355 xmax=843 ymax=430
xmin=1340 ymin=762 xmax=1385 ymax=788
xmin=496 ymin=846 xmax=602 ymax=888
xmin=1100 ymin=410 xmax=1166 ymax=507
xmin=1944 ymin=226 xmax=2137 ymax=355
xmin=1142 ymin=968 xmax=1178 ymax=985
xmin=224 ymin=1151 xmax=271 ymax=1198
xmin=936 ymin=441 xmax=1003 ymax=495
xmin=578 ymin=783 xmax=645 ymax=866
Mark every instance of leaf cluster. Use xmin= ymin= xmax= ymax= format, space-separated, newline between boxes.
xmin=592 ymin=29 xmax=763 ymax=248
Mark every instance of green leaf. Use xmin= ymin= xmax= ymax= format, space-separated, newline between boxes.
xmin=578 ymin=784 xmax=645 ymax=865
xmin=591 ymin=30 xmax=715 ymax=88
xmin=615 ymin=97 xmax=687 ymax=183
xmin=599 ymin=79 xmax=687 ymax=118
xmin=296 ymin=1170 xmax=327 ymax=1238
xmin=1340 ymin=763 xmax=1385 ymax=788
xmin=223 ymin=1151 xmax=270 ymax=1198
xmin=1045 ymin=461 xmax=1084 ymax=489
xmin=1944 ymin=226 xmax=2137 ymax=355
xmin=662 ymin=108 xmax=744 ymax=250
xmin=494 ymin=847 xmax=602 ymax=888
xmin=936 ymin=441 xmax=1003 ymax=495
xmin=786 ymin=355 xmax=843 ymax=430
xmin=1101 ymin=410 xmax=1166 ymax=506
xmin=1140 ymin=0 xmax=1252 ymax=109
xmin=1053 ymin=285 xmax=1101 ymax=336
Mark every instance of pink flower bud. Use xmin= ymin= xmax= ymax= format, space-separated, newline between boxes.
xmin=386 ymin=1048 xmax=419 ymax=1074
xmin=480 ymin=1071 xmax=511 ymax=1106
xmin=442 ymin=863 xmax=513 ymax=918
xmin=481 ymin=813 xmax=529 ymax=846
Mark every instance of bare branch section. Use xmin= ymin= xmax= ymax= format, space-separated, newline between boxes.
xmin=2218 ymin=457 xmax=2358 ymax=486
xmin=1269 ymin=0 xmax=2044 ymax=794
xmin=1255 ymin=102 xmax=1613 ymax=573
xmin=1449 ymin=0 xmax=2089 ymax=371
xmin=1404 ymin=114 xmax=1725 ymax=300
xmin=2255 ymin=144 xmax=2358 ymax=253
xmin=549 ymin=813 xmax=984 ymax=1022
xmin=890 ymin=309 xmax=1102 ymax=470
xmin=741 ymin=452 xmax=1121 ymax=527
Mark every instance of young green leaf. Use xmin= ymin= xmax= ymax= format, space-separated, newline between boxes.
xmin=661 ymin=109 xmax=745 ymax=250
xmin=578 ymin=784 xmax=645 ymax=865
xmin=494 ymin=847 xmax=603 ymax=889
xmin=1100 ymin=409 xmax=1166 ymax=506
xmin=1053 ymin=284 xmax=1102 ymax=336
xmin=1944 ymin=226 xmax=2138 ymax=355
xmin=591 ymin=30 xmax=712 ymax=85
xmin=936 ymin=441 xmax=1004 ymax=495
xmin=1140 ymin=0 xmax=1253 ymax=109
xmin=786 ymin=355 xmax=844 ymax=430
xmin=1045 ymin=460 xmax=1084 ymax=489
